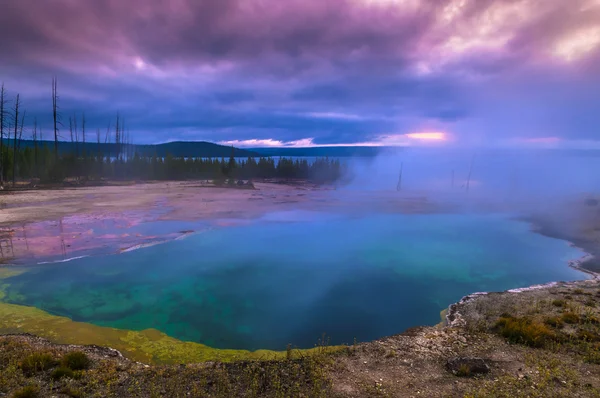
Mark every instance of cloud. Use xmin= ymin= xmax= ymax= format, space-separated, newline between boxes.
xmin=0 ymin=0 xmax=598 ymax=145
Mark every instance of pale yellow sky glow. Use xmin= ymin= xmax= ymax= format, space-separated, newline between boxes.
xmin=405 ymin=132 xmax=447 ymax=140
xmin=221 ymin=131 xmax=449 ymax=148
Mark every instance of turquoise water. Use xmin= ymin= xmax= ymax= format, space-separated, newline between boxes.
xmin=2 ymin=212 xmax=585 ymax=350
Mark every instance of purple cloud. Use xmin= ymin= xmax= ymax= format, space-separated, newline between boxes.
xmin=0 ymin=0 xmax=598 ymax=146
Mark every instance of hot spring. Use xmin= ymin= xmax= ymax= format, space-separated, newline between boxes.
xmin=0 ymin=210 xmax=585 ymax=351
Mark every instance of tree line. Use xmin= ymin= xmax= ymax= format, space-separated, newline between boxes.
xmin=0 ymin=80 xmax=343 ymax=187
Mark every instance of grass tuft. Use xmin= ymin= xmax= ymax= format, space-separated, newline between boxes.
xmin=495 ymin=316 xmax=556 ymax=348
xmin=544 ymin=316 xmax=564 ymax=328
xmin=561 ymin=312 xmax=580 ymax=324
xmin=552 ymin=299 xmax=566 ymax=307
xmin=19 ymin=353 xmax=57 ymax=376
xmin=51 ymin=366 xmax=75 ymax=380
xmin=61 ymin=352 xmax=91 ymax=371
xmin=12 ymin=385 xmax=40 ymax=398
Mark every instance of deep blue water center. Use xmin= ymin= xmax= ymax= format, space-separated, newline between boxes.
xmin=3 ymin=212 xmax=585 ymax=351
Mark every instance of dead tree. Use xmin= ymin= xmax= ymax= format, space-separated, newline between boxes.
xmin=17 ymin=110 xmax=25 ymax=149
xmin=466 ymin=155 xmax=475 ymax=193
xmin=69 ymin=116 xmax=74 ymax=146
xmin=73 ymin=113 xmax=79 ymax=157
xmin=12 ymin=94 xmax=21 ymax=186
xmin=115 ymin=113 xmax=120 ymax=161
xmin=0 ymin=83 xmax=7 ymax=186
xmin=33 ymin=118 xmax=38 ymax=178
xmin=52 ymin=77 xmax=59 ymax=160
xmin=81 ymin=112 xmax=86 ymax=155
xmin=396 ymin=162 xmax=403 ymax=191
xmin=96 ymin=128 xmax=100 ymax=156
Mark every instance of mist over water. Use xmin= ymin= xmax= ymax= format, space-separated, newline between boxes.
xmin=342 ymin=148 xmax=600 ymax=206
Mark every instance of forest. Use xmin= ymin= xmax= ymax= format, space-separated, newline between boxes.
xmin=0 ymin=81 xmax=343 ymax=187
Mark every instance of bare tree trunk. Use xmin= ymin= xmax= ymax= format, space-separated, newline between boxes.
xmin=73 ymin=112 xmax=79 ymax=157
xmin=52 ymin=77 xmax=59 ymax=160
xmin=105 ymin=122 xmax=110 ymax=166
xmin=82 ymin=112 xmax=86 ymax=155
xmin=0 ymin=83 xmax=7 ymax=186
xmin=466 ymin=155 xmax=475 ymax=193
xmin=12 ymin=94 xmax=20 ymax=187
xmin=115 ymin=113 xmax=120 ymax=161
xmin=33 ymin=118 xmax=38 ymax=178
xmin=396 ymin=162 xmax=403 ymax=191
xmin=69 ymin=116 xmax=74 ymax=144
xmin=17 ymin=111 xmax=25 ymax=151
xmin=96 ymin=128 xmax=101 ymax=178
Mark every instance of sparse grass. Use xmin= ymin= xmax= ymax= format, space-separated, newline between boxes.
xmin=60 ymin=352 xmax=90 ymax=371
xmin=19 ymin=353 xmax=57 ymax=376
xmin=552 ymin=299 xmax=566 ymax=307
xmin=1 ymin=336 xmax=334 ymax=398
xmin=12 ymin=385 xmax=40 ymax=398
xmin=59 ymin=385 xmax=83 ymax=398
xmin=544 ymin=316 xmax=564 ymax=328
xmin=585 ymin=299 xmax=597 ymax=308
xmin=495 ymin=316 xmax=557 ymax=348
xmin=577 ymin=329 xmax=600 ymax=342
xmin=384 ymin=350 xmax=396 ymax=359
xmin=50 ymin=366 xmax=75 ymax=380
xmin=561 ymin=312 xmax=580 ymax=324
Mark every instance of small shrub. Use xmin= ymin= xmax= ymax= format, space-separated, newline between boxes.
xmin=61 ymin=352 xmax=91 ymax=371
xmin=585 ymin=299 xmax=597 ymax=308
xmin=19 ymin=353 xmax=57 ymax=375
xmin=495 ymin=316 xmax=556 ymax=348
xmin=561 ymin=312 xmax=580 ymax=324
xmin=574 ymin=289 xmax=585 ymax=295
xmin=552 ymin=299 xmax=566 ymax=307
xmin=544 ymin=316 xmax=564 ymax=328
xmin=384 ymin=350 xmax=397 ymax=359
xmin=585 ymin=351 xmax=600 ymax=364
xmin=12 ymin=385 xmax=40 ymax=398
xmin=59 ymin=386 xmax=83 ymax=398
xmin=51 ymin=366 xmax=75 ymax=380
xmin=578 ymin=330 xmax=600 ymax=342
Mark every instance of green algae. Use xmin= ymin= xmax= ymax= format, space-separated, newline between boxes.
xmin=0 ymin=268 xmax=27 ymax=301
xmin=0 ymin=300 xmax=336 ymax=365
xmin=0 ymin=266 xmax=338 ymax=364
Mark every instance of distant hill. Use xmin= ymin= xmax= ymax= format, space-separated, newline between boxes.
xmin=1 ymin=139 xmax=402 ymax=158
xmin=1 ymin=140 xmax=260 ymax=158
xmin=251 ymin=146 xmax=387 ymax=157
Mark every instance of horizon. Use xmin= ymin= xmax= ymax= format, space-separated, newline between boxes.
xmin=0 ymin=0 xmax=599 ymax=149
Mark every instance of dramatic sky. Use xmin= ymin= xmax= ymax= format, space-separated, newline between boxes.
xmin=1 ymin=0 xmax=599 ymax=147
